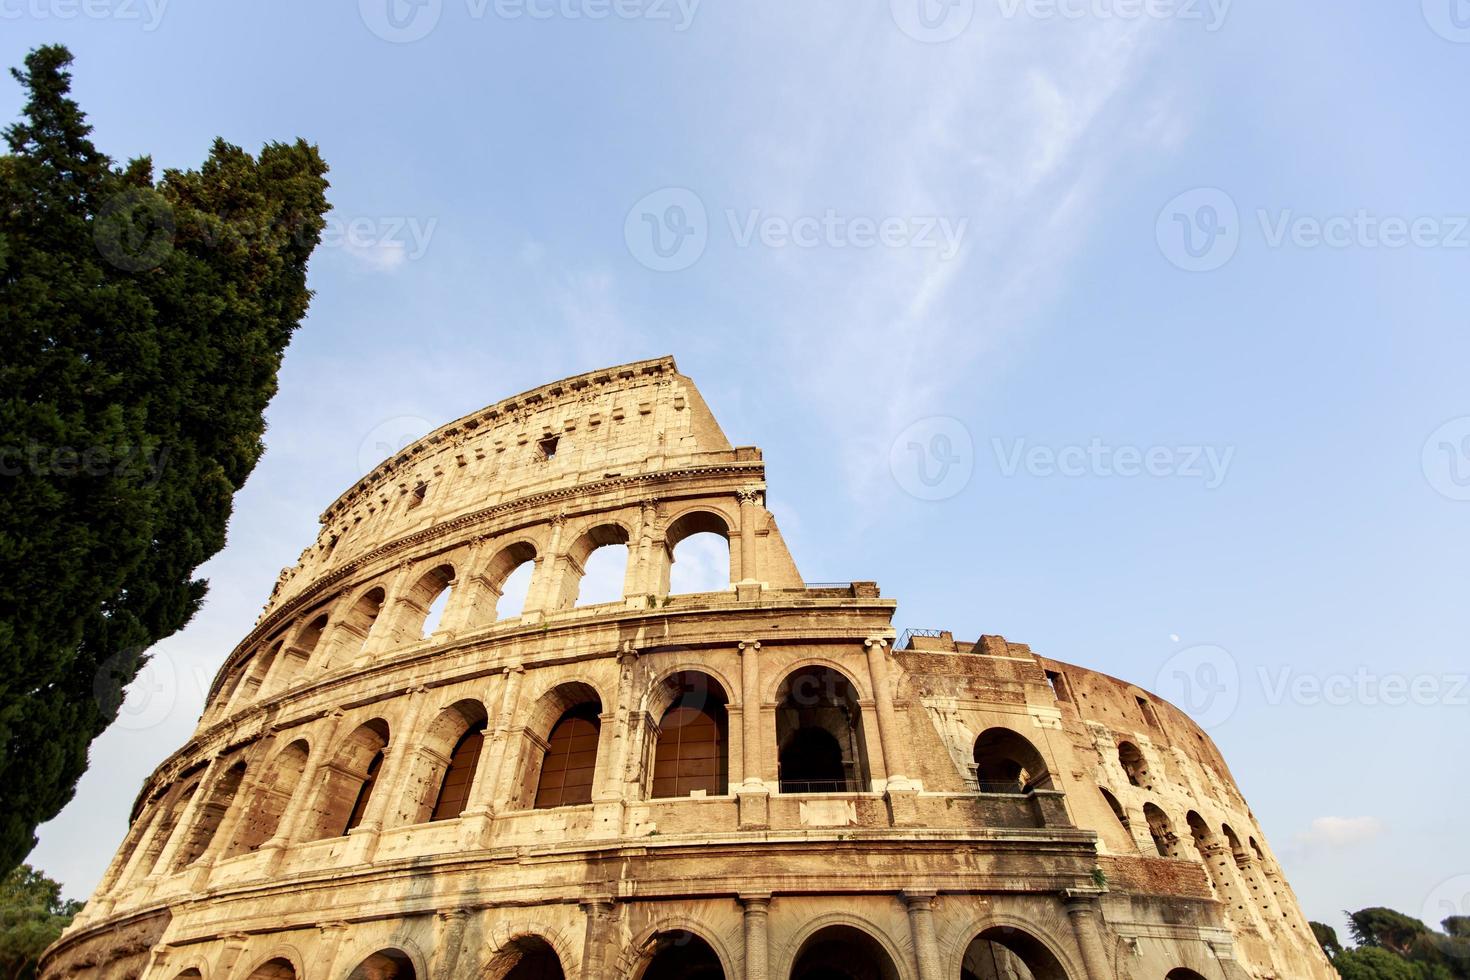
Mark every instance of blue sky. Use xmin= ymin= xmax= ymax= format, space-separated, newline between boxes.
xmin=8 ymin=0 xmax=1468 ymax=936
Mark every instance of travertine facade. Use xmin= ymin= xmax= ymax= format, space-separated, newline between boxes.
xmin=43 ymin=357 xmax=1334 ymax=980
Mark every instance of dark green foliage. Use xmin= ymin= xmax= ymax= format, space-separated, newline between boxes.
xmin=1331 ymin=908 xmax=1470 ymax=980
xmin=0 ymin=45 xmax=329 ymax=873
xmin=1446 ymin=919 xmax=1470 ymax=941
xmin=1333 ymin=947 xmax=1451 ymax=980
xmin=0 ymin=865 xmax=82 ymax=980
xmin=1316 ymin=921 xmax=1346 ymax=959
xmin=1350 ymin=909 xmax=1434 ymax=955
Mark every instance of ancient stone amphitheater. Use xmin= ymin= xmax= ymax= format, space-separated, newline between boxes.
xmin=43 ymin=357 xmax=1334 ymax=980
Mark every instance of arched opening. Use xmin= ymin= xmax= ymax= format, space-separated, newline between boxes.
xmin=972 ymin=727 xmax=1052 ymax=793
xmin=306 ymin=719 xmax=390 ymax=840
xmin=399 ymin=699 xmax=489 ymax=824
xmin=329 ymin=587 xmax=386 ymax=666
xmin=217 ymin=657 xmax=252 ymax=715
xmin=790 ymin=924 xmax=899 ymax=980
xmin=1117 ymin=741 xmax=1150 ymax=788
xmin=639 ymin=930 xmax=724 ymax=979
xmin=403 ymin=563 xmax=455 ymax=639
xmin=172 ymin=760 xmax=247 ymax=870
xmin=650 ymin=672 xmax=729 ymax=798
xmin=1099 ymin=788 xmax=1130 ymax=832
xmin=662 ymin=511 xmax=733 ymax=595
xmin=486 ymin=935 xmax=565 ymax=980
xmin=1166 ymin=970 xmax=1208 ymax=980
xmin=1186 ymin=810 xmax=1214 ymax=854
xmin=485 ymin=541 xmax=537 ymax=622
xmin=244 ymin=958 xmax=296 ymax=980
xmin=534 ymin=703 xmax=602 ymax=808
xmin=559 ymin=524 xmax=630 ymax=609
xmin=776 ymin=667 xmax=869 ymax=793
xmin=227 ymin=740 xmax=308 ymax=855
xmin=1143 ymin=802 xmax=1177 ymax=858
xmin=346 ymin=948 xmax=416 ymax=980
xmin=961 ymin=927 xmax=1072 ymax=980
xmin=238 ymin=641 xmax=283 ymax=704
xmin=274 ymin=612 xmax=328 ymax=685
xmin=173 ymin=971 xmax=203 ymax=980
xmin=140 ymin=782 xmax=197 ymax=877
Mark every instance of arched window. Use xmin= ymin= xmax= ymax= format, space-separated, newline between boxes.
xmin=484 ymin=541 xmax=537 ymax=622
xmin=534 ymin=704 xmax=601 ymax=808
xmin=321 ymin=587 xmax=387 ymax=669
xmin=650 ymin=673 xmax=729 ymax=798
xmin=227 ymin=740 xmax=308 ymax=856
xmin=961 ymin=926 xmax=1071 ymax=980
xmin=662 ymin=511 xmax=732 ymax=595
xmin=431 ymin=725 xmax=486 ymax=821
xmin=972 ymin=727 xmax=1052 ymax=793
xmin=558 ymin=524 xmax=630 ymax=609
xmin=776 ymin=667 xmax=868 ymax=793
xmin=792 ymin=925 xmax=899 ymax=980
xmin=641 ymin=930 xmax=725 ymax=980
xmin=398 ymin=564 xmax=455 ymax=641
xmin=273 ymin=612 xmax=328 ymax=686
xmin=1117 ymin=740 xmax=1150 ymax=788
xmin=487 ymin=936 xmax=565 ymax=980
xmin=1100 ymin=787 xmax=1130 ymax=831
xmin=237 ymin=641 xmax=283 ymax=704
xmin=245 ymin=959 xmax=297 ymax=980
xmin=139 ymin=783 xmax=197 ymax=878
xmin=172 ymin=760 xmax=247 ymax=870
xmin=1167 ymin=969 xmax=1208 ymax=979
xmin=1143 ymin=802 xmax=1177 ymax=858
xmin=307 ymin=720 xmax=390 ymax=840
xmin=347 ymin=949 xmax=416 ymax=980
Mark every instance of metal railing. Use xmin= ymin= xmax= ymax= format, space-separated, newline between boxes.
xmin=895 ymin=628 xmax=948 ymax=651
xmin=778 ymin=779 xmax=851 ymax=794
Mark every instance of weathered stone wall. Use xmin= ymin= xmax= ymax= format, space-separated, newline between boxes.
xmin=44 ymin=358 xmax=1332 ymax=980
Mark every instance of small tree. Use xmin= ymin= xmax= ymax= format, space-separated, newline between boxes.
xmin=1350 ymin=908 xmax=1433 ymax=956
xmin=1314 ymin=920 xmax=1345 ymax=959
xmin=0 ymin=866 xmax=81 ymax=980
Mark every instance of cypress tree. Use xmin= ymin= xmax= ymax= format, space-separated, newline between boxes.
xmin=0 ymin=45 xmax=330 ymax=873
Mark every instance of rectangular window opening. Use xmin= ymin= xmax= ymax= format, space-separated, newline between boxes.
xmin=539 ymin=435 xmax=559 ymax=460
xmin=1045 ymin=670 xmax=1072 ymax=703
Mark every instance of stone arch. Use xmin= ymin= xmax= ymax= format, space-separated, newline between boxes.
xmin=1116 ymin=739 xmax=1150 ymax=788
xmin=512 ymin=681 xmax=605 ymax=810
xmin=227 ymin=739 xmax=310 ymax=856
xmin=557 ymin=521 xmax=632 ymax=610
xmin=172 ymin=971 xmax=203 ymax=980
xmin=239 ymin=946 xmax=306 ymax=980
xmin=644 ymin=662 xmax=740 ymax=713
xmin=628 ymin=930 xmax=727 ymax=980
xmin=618 ymin=916 xmax=737 ymax=980
xmin=972 ymin=727 xmax=1053 ymax=792
xmin=305 ymin=719 xmax=390 ymax=840
xmin=481 ymin=929 xmax=573 ymax=980
xmin=775 ymin=665 xmax=870 ymax=793
xmin=483 ymin=540 xmax=539 ymax=621
xmin=237 ymin=639 xmax=285 ymax=705
xmin=1167 ymin=969 xmax=1209 ymax=979
xmin=659 ymin=508 xmax=734 ymax=595
xmin=780 ymin=912 xmax=911 ymax=980
xmin=344 ymin=946 xmax=421 ymax=980
xmin=323 ymin=585 xmax=387 ymax=668
xmin=1099 ymin=787 xmax=1130 ymax=832
xmin=646 ymin=671 xmax=730 ymax=799
xmin=960 ymin=925 xmax=1075 ymax=980
xmin=138 ymin=781 xmax=198 ymax=877
xmin=398 ymin=562 xmax=457 ymax=641
xmin=275 ymin=611 xmax=329 ymax=685
xmin=1143 ymin=802 xmax=1179 ymax=858
xmin=762 ymin=656 xmax=873 ymax=704
xmin=171 ymin=759 xmax=247 ymax=870
xmin=942 ymin=911 xmax=1084 ymax=980
xmin=395 ymin=698 xmax=489 ymax=825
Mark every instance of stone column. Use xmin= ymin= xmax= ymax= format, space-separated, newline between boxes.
xmin=526 ymin=512 xmax=567 ymax=614
xmin=475 ymin=664 xmax=524 ymax=817
xmin=738 ymin=640 xmax=762 ymax=787
xmin=439 ymin=535 xmax=492 ymax=634
xmin=433 ymin=908 xmax=471 ymax=980
xmin=149 ymin=754 xmax=226 ymax=879
xmin=579 ymin=898 xmax=616 ymax=980
xmin=350 ymin=685 xmax=430 ymax=861
xmin=903 ymin=892 xmax=943 ymax=980
xmin=736 ymin=487 xmax=761 ymax=583
xmin=863 ymin=637 xmax=909 ymax=788
xmin=196 ymin=733 xmax=280 ymax=885
xmin=1063 ymin=891 xmax=1114 ymax=980
xmin=740 ymin=894 xmax=771 ymax=980
xmin=313 ymin=921 xmax=353 ymax=980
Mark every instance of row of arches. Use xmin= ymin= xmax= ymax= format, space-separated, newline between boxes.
xmin=215 ymin=513 xmax=738 ymax=721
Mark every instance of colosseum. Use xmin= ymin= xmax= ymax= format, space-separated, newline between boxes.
xmin=43 ymin=356 xmax=1334 ymax=980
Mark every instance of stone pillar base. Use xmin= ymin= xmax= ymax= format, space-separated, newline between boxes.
xmin=737 ymin=788 xmax=770 ymax=829
xmin=886 ymin=787 xmax=920 ymax=827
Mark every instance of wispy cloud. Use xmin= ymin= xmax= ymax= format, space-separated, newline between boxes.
xmin=1294 ymin=816 xmax=1385 ymax=850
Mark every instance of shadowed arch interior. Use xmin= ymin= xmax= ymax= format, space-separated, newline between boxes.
xmin=1166 ymin=970 xmax=1208 ymax=980
xmin=790 ymin=924 xmax=900 ymax=980
xmin=1117 ymin=740 xmax=1150 ymax=788
xmin=961 ymin=926 xmax=1072 ymax=980
xmin=172 ymin=760 xmax=247 ymax=870
xmin=228 ymin=739 xmax=308 ymax=855
xmin=649 ymin=672 xmax=729 ymax=798
xmin=410 ymin=699 xmax=489 ymax=823
xmin=485 ymin=936 xmax=565 ymax=980
xmin=346 ymin=948 xmax=416 ymax=980
xmin=244 ymin=959 xmax=296 ymax=980
xmin=776 ymin=667 xmax=868 ymax=793
xmin=1144 ymin=802 xmax=1177 ymax=857
xmin=638 ymin=929 xmax=724 ymax=980
xmin=306 ymin=719 xmax=389 ymax=840
xmin=972 ymin=727 xmax=1052 ymax=792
